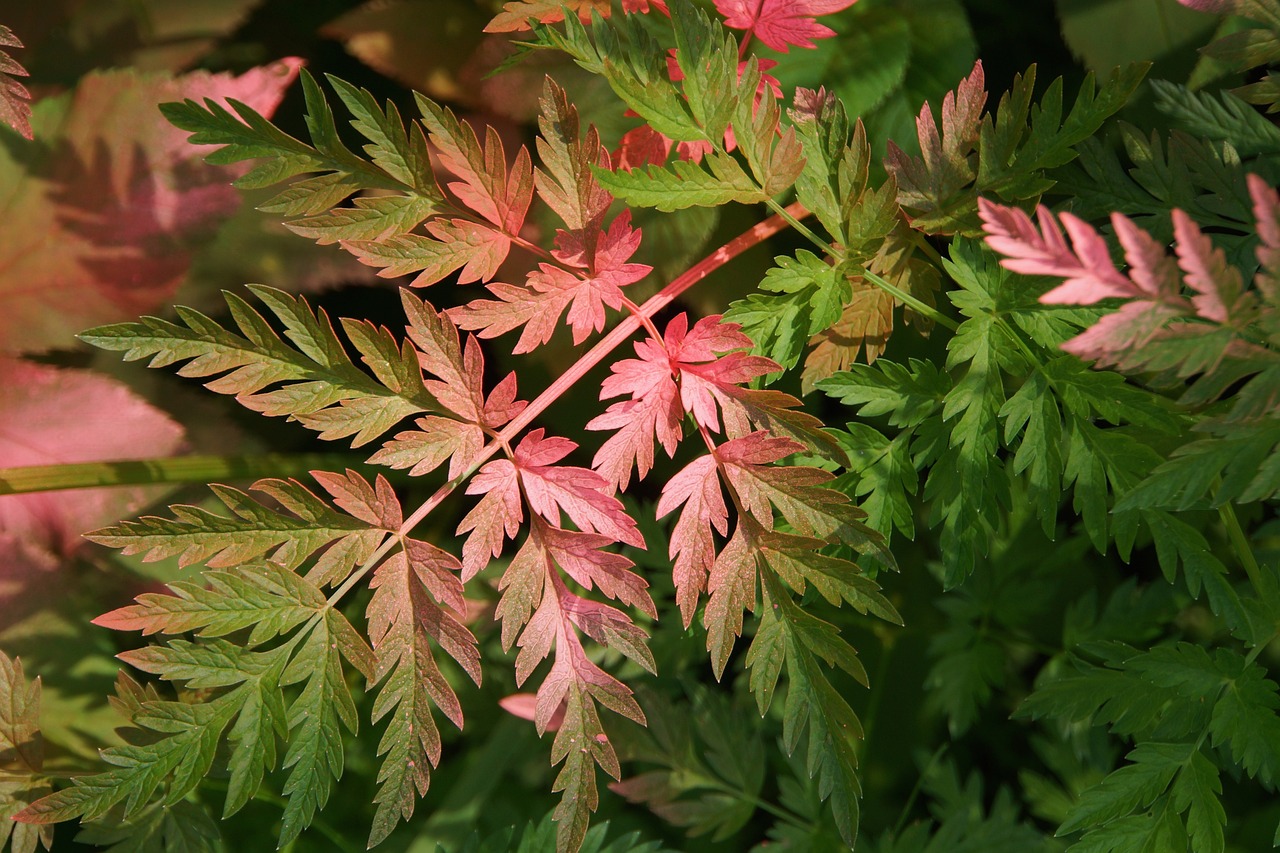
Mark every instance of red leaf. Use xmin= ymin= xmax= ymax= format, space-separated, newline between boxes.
xmin=0 ymin=60 xmax=301 ymax=355
xmin=713 ymin=0 xmax=859 ymax=52
xmin=448 ymin=212 xmax=651 ymax=352
xmin=457 ymin=430 xmax=644 ymax=579
xmin=416 ymin=99 xmax=534 ymax=236
xmin=656 ymin=454 xmax=728 ymax=626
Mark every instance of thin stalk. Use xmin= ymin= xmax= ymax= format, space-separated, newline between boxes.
xmin=0 ymin=454 xmax=359 ymax=496
xmin=1219 ymin=500 xmax=1264 ymax=592
xmin=324 ymin=202 xmax=807 ymax=609
xmin=764 ymin=197 xmax=829 ymax=253
xmin=760 ymin=200 xmax=959 ymax=332
xmin=861 ymin=269 xmax=959 ymax=332
xmin=891 ymin=743 xmax=948 ymax=839
xmin=687 ymin=770 xmax=811 ymax=831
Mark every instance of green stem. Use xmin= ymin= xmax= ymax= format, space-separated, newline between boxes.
xmin=891 ymin=743 xmax=948 ymax=839
xmin=690 ymin=771 xmax=811 ymax=831
xmin=861 ymin=269 xmax=959 ymax=332
xmin=764 ymin=196 xmax=829 ymax=251
xmin=1219 ymin=500 xmax=1264 ymax=591
xmin=0 ymin=454 xmax=361 ymax=496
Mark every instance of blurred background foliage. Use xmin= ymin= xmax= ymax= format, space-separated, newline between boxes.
xmin=0 ymin=0 xmax=1257 ymax=850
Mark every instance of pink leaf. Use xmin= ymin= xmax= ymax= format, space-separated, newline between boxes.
xmin=978 ymin=198 xmax=1140 ymax=303
xmin=1172 ymin=208 xmax=1243 ymax=323
xmin=0 ymin=60 xmax=301 ymax=355
xmin=656 ymin=454 xmax=728 ymax=626
xmin=1250 ymin=173 xmax=1280 ymax=302
xmin=0 ymin=358 xmax=184 ymax=629
xmin=416 ymin=100 xmax=534 ymax=236
xmin=448 ymin=212 xmax=650 ymax=352
xmin=312 ymin=469 xmax=402 ymax=530
xmin=713 ymin=0 xmax=859 ymax=52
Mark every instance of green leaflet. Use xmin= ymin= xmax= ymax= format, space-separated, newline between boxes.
xmin=724 ymin=250 xmax=851 ymax=371
xmin=81 ymin=286 xmax=435 ymax=448
xmin=593 ymin=155 xmax=766 ymax=212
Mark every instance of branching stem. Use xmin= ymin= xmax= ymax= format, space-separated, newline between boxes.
xmin=324 ymin=201 xmax=809 ymax=610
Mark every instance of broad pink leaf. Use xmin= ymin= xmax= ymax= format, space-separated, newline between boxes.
xmin=0 ymin=60 xmax=301 ymax=355
xmin=0 ymin=358 xmax=184 ymax=560
xmin=0 ymin=25 xmax=31 ymax=140
xmin=713 ymin=0 xmax=859 ymax=52
xmin=0 ymin=359 xmax=184 ymax=632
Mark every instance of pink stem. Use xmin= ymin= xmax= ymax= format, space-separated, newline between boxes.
xmin=396 ymin=201 xmax=809 ymax=537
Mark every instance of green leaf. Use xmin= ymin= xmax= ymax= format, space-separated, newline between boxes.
xmin=81 ymin=287 xmax=435 ymax=447
xmin=75 ymin=800 xmax=221 ymax=853
xmin=1152 ymin=80 xmax=1280 ymax=157
xmin=1171 ymin=750 xmax=1226 ymax=853
xmin=87 ymin=479 xmax=383 ymax=586
xmin=278 ymin=614 xmax=366 ymax=847
xmin=1208 ymin=654 xmax=1280 ymax=786
xmin=593 ymin=155 xmax=767 ymax=212
xmin=1058 ymin=742 xmax=1191 ymax=836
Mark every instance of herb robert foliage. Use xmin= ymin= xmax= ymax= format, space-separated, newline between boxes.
xmin=5 ymin=0 xmax=1280 ymax=851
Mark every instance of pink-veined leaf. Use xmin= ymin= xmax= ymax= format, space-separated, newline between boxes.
xmin=365 ymin=543 xmax=478 ymax=846
xmin=0 ymin=59 xmax=301 ymax=355
xmin=415 ymin=96 xmax=534 ymax=236
xmin=885 ymin=60 xmax=986 ymax=228
xmin=457 ymin=430 xmax=644 ymax=580
xmin=713 ymin=0 xmax=858 ymax=52
xmin=448 ymin=212 xmax=651 ymax=352
xmin=655 ymin=454 xmax=728 ymax=626
xmin=0 ymin=25 xmax=31 ymax=140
